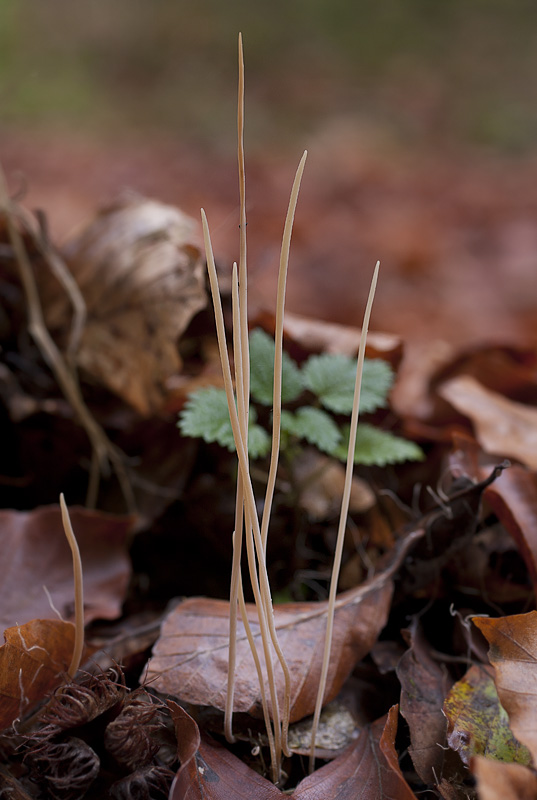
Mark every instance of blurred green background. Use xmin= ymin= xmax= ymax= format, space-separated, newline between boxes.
xmin=1 ymin=0 xmax=537 ymax=154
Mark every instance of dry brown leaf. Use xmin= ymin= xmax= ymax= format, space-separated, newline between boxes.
xmin=473 ymin=757 xmax=537 ymax=800
xmin=0 ymin=505 xmax=134 ymax=632
xmin=146 ymin=530 xmax=422 ymax=722
xmin=390 ymin=339 xmax=455 ymax=426
xmin=46 ymin=195 xmax=206 ymax=415
xmin=397 ymin=622 xmax=458 ymax=785
xmin=294 ymin=706 xmax=417 ymax=799
xmin=169 ymin=703 xmax=417 ymax=799
xmin=169 ymin=702 xmax=283 ymax=800
xmin=0 ymin=619 xmax=74 ymax=731
xmin=439 ymin=375 xmax=537 ymax=470
xmin=474 ymin=612 xmax=537 ymax=764
xmin=250 ymin=310 xmax=402 ymax=364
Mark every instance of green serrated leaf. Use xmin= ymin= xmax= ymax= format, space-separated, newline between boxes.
xmin=249 ymin=328 xmax=304 ymax=406
xmin=333 ymin=422 xmax=424 ymax=466
xmin=247 ymin=424 xmax=272 ymax=459
xmin=178 ymin=387 xmax=270 ymax=459
xmin=361 ymin=359 xmax=394 ymax=413
xmin=178 ymin=387 xmax=234 ymax=450
xmin=283 ymin=406 xmax=342 ymax=454
xmin=303 ymin=354 xmax=393 ymax=414
xmin=280 ymin=409 xmax=297 ymax=435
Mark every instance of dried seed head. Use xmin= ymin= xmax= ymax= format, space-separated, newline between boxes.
xmin=104 ymin=689 xmax=162 ymax=771
xmin=38 ymin=667 xmax=126 ymax=735
xmin=26 ymin=736 xmax=99 ymax=800
xmin=109 ymin=765 xmax=175 ymax=800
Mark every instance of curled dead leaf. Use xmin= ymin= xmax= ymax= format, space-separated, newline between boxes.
xmin=46 ymin=195 xmax=207 ymax=415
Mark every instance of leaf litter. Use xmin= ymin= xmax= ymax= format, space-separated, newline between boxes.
xmin=3 ymin=45 xmax=537 ymax=800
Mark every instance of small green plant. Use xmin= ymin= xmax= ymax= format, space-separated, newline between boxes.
xmin=178 ymin=327 xmax=423 ymax=467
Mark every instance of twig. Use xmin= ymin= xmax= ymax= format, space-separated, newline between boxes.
xmin=0 ymin=165 xmax=135 ymax=511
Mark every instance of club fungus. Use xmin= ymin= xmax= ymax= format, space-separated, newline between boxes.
xmin=59 ymin=493 xmax=84 ymax=678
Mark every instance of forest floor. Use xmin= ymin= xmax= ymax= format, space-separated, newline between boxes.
xmin=1 ymin=126 xmax=537 ymax=799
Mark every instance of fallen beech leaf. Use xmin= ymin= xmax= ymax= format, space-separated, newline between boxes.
xmin=0 ymin=505 xmax=134 ymax=633
xmin=439 ymin=375 xmax=537 ymax=470
xmin=472 ymin=757 xmax=537 ymax=800
xmin=377 ymin=705 xmax=419 ymax=799
xmin=294 ymin=706 xmax=417 ymax=800
xmin=443 ymin=664 xmax=531 ymax=767
xmin=397 ymin=622 xmax=459 ymax=784
xmin=474 ymin=612 xmax=537 ymax=764
xmin=169 ymin=703 xmax=417 ymax=799
xmin=0 ymin=619 xmax=74 ymax=731
xmin=47 ymin=195 xmax=207 ymax=415
xmin=277 ymin=311 xmax=402 ymax=363
xmin=147 ymin=530 xmax=422 ymax=722
xmin=391 ymin=339 xmax=456 ymax=427
xmin=169 ymin=702 xmax=282 ymax=800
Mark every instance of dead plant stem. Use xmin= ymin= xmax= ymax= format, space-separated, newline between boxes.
xmin=0 ymin=166 xmax=134 ymax=511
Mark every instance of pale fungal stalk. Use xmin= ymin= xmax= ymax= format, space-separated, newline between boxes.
xmin=225 ymin=33 xmax=249 ymax=748
xmin=227 ymin=262 xmax=278 ymax=772
xmin=308 ymin=261 xmax=380 ymax=773
xmin=202 ymin=209 xmax=288 ymax=782
xmin=218 ymin=33 xmax=305 ymax=780
xmin=59 ymin=494 xmax=84 ymax=678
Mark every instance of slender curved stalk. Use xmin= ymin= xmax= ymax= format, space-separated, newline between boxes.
xmin=260 ymin=150 xmax=307 ymax=555
xmin=237 ymin=33 xmax=249 ymax=416
xmin=259 ymin=150 xmax=307 ymax=757
xmin=59 ymin=494 xmax=84 ymax=678
xmin=203 ymin=214 xmax=286 ymax=780
xmin=308 ymin=261 xmax=380 ymax=773
xmin=225 ymin=264 xmax=244 ymax=743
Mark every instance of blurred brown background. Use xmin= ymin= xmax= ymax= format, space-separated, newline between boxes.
xmin=2 ymin=0 xmax=537 ymax=344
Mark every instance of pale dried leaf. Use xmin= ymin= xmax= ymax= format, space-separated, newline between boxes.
xmin=474 ymin=612 xmax=537 ymax=764
xmin=51 ymin=195 xmax=207 ymax=415
xmin=146 ymin=531 xmax=422 ymax=722
xmin=439 ymin=376 xmax=537 ymax=470
xmin=473 ymin=757 xmax=537 ymax=800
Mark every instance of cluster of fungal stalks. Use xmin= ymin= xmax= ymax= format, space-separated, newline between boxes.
xmin=202 ymin=33 xmax=379 ymax=782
